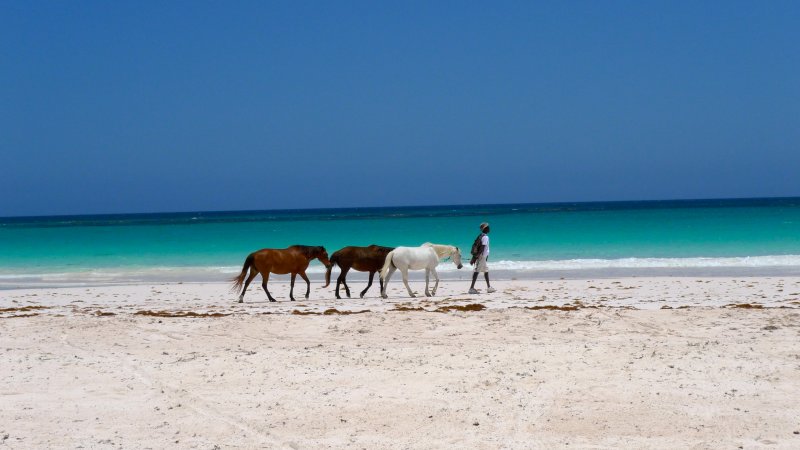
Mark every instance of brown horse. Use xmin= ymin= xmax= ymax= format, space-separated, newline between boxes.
xmin=324 ymin=245 xmax=394 ymax=299
xmin=231 ymin=245 xmax=331 ymax=303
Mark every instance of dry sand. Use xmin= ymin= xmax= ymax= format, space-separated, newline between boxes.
xmin=2 ymin=277 xmax=800 ymax=448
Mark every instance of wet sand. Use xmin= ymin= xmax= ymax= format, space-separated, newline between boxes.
xmin=2 ymin=278 xmax=800 ymax=448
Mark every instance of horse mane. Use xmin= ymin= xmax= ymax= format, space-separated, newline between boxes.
xmin=291 ymin=245 xmax=324 ymax=258
xmin=421 ymin=242 xmax=458 ymax=259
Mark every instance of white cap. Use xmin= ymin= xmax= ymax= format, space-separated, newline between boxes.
xmin=480 ymin=222 xmax=489 ymax=230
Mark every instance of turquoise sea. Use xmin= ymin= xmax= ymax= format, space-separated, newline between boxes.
xmin=2 ymin=198 xmax=800 ymax=287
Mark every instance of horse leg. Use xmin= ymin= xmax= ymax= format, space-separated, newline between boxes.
xmin=424 ymin=269 xmax=431 ymax=297
xmin=300 ymin=271 xmax=310 ymax=299
xmin=431 ymin=267 xmax=440 ymax=296
xmin=239 ymin=268 xmax=259 ymax=303
xmin=289 ymin=273 xmax=297 ymax=301
xmin=262 ymin=272 xmax=276 ymax=302
xmin=401 ymin=267 xmax=415 ymax=298
xmin=338 ymin=266 xmax=351 ymax=298
xmin=381 ymin=267 xmax=396 ymax=299
xmin=360 ymin=271 xmax=375 ymax=298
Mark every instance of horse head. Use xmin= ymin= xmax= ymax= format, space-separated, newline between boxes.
xmin=424 ymin=243 xmax=463 ymax=269
xmin=452 ymin=246 xmax=463 ymax=269
xmin=315 ymin=246 xmax=332 ymax=269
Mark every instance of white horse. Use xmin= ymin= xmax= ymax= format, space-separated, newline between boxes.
xmin=379 ymin=243 xmax=463 ymax=299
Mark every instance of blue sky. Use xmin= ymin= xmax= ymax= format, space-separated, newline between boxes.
xmin=2 ymin=1 xmax=799 ymax=216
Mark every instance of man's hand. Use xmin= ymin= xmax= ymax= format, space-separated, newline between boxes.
xmin=470 ymin=256 xmax=477 ymax=265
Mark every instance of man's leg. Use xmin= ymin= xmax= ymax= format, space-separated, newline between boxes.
xmin=469 ymin=269 xmax=480 ymax=294
xmin=470 ymin=256 xmax=486 ymax=293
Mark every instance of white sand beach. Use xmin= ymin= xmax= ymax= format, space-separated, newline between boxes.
xmin=2 ymin=277 xmax=800 ymax=448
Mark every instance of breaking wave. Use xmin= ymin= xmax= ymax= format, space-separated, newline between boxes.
xmin=3 ymin=254 xmax=800 ymax=288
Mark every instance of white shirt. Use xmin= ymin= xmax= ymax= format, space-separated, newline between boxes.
xmin=481 ymin=234 xmax=489 ymax=256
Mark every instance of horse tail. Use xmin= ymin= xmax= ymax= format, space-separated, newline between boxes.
xmin=230 ymin=253 xmax=255 ymax=293
xmin=324 ymin=253 xmax=339 ymax=288
xmin=380 ymin=249 xmax=395 ymax=281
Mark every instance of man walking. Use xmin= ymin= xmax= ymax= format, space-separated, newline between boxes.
xmin=469 ymin=222 xmax=495 ymax=294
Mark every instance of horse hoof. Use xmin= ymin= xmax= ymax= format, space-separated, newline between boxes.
xmin=336 ymin=295 xmax=342 ymax=300
xmin=269 ymin=299 xmax=276 ymax=303
xmin=381 ymin=294 xmax=388 ymax=299
xmin=305 ymin=295 xmax=309 ymax=299
xmin=360 ymin=293 xmax=365 ymax=299
xmin=238 ymin=299 xmax=243 ymax=303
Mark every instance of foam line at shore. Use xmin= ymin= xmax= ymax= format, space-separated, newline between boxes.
xmin=3 ymin=254 xmax=800 ymax=288
xmin=484 ymin=254 xmax=800 ymax=270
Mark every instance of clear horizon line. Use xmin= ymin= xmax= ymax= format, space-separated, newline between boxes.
xmin=2 ymin=195 xmax=799 ymax=220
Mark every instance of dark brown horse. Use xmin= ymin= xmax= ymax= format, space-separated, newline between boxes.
xmin=324 ymin=245 xmax=394 ymax=299
xmin=231 ymin=245 xmax=331 ymax=303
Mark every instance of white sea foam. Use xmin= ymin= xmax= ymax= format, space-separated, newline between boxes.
xmin=470 ymin=254 xmax=800 ymax=271
xmin=222 ymin=254 xmax=800 ymax=274
xmin=3 ymin=255 xmax=800 ymax=288
xmin=278 ymin=254 xmax=800 ymax=273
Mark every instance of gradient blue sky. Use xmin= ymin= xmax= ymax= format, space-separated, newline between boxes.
xmin=2 ymin=1 xmax=799 ymax=216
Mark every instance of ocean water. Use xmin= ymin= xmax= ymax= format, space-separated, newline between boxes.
xmin=2 ymin=198 xmax=800 ymax=287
